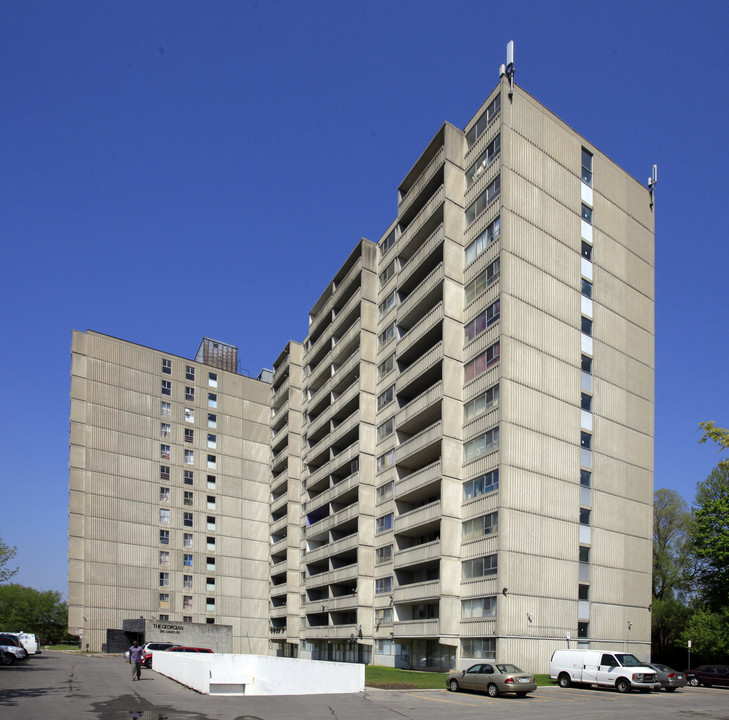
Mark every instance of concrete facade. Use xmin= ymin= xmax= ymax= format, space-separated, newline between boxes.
xmin=68 ymin=331 xmax=272 ymax=654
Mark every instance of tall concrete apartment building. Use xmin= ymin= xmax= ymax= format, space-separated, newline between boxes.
xmin=68 ymin=332 xmax=272 ymax=653
xmin=69 ymin=71 xmax=654 ymax=673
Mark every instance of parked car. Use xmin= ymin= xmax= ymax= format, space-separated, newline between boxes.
xmin=685 ymin=665 xmax=729 ymax=687
xmin=6 ymin=632 xmax=40 ymax=655
xmin=646 ymin=663 xmax=687 ymax=691
xmin=447 ymin=662 xmax=537 ymax=697
xmin=0 ymin=634 xmax=29 ymax=665
xmin=550 ymin=649 xmax=660 ymax=693
xmin=142 ymin=642 xmax=176 ymax=668
xmin=166 ymin=646 xmax=213 ymax=654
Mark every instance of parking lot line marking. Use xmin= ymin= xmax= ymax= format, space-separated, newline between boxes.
xmin=407 ymin=693 xmax=484 ymax=706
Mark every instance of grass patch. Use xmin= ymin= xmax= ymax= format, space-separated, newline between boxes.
xmin=44 ymin=644 xmax=84 ymax=651
xmin=365 ymin=666 xmax=556 ymax=690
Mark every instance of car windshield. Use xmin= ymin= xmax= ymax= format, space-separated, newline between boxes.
xmin=614 ymin=654 xmax=642 ymax=667
xmin=496 ymin=664 xmax=523 ymax=674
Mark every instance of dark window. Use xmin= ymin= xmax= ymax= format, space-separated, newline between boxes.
xmin=581 ymin=355 xmax=592 ymax=373
xmin=581 ymin=317 xmax=593 ymax=336
xmin=579 ymin=546 xmax=590 ymax=563
xmin=579 ymin=584 xmax=589 ymax=600
xmin=578 ymin=622 xmax=589 ymax=638
xmin=581 ymin=278 xmax=592 ymax=298
xmin=581 ymin=204 xmax=593 ymax=224
xmin=580 ymin=508 xmax=591 ymax=525
xmin=581 ymin=432 xmax=592 ymax=450
xmin=581 ymin=148 xmax=593 ymax=186
xmin=581 ymin=241 xmax=592 ymax=261
xmin=580 ymin=470 xmax=591 ymax=487
xmin=581 ymin=393 xmax=592 ymax=412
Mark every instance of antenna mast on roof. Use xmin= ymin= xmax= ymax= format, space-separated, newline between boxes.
xmin=499 ymin=41 xmax=515 ymax=100
xmin=648 ymin=164 xmax=657 ymax=208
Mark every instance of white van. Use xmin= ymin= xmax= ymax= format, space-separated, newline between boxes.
xmin=550 ymin=649 xmax=660 ymax=693
xmin=8 ymin=632 xmax=40 ymax=655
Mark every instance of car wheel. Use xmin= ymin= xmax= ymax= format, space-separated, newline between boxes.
xmin=448 ymin=679 xmax=459 ymax=692
xmin=4 ymin=653 xmax=16 ymax=666
xmin=145 ymin=658 xmax=152 ymax=669
xmin=487 ymin=683 xmax=499 ymax=698
xmin=558 ymin=673 xmax=571 ymax=688
xmin=616 ymin=678 xmax=631 ymax=694
xmin=688 ymin=677 xmax=699 ymax=687
xmin=665 ymin=687 xmax=676 ymax=692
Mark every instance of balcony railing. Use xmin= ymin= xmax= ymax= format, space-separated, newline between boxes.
xmin=393 ymin=579 xmax=440 ymax=603
xmin=399 ymin=146 xmax=445 ymax=214
xmin=394 ymin=500 xmax=442 ymax=534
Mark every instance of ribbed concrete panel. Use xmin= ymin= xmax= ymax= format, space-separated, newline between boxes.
xmin=596 ymin=304 xmax=654 ymax=366
xmin=500 ymin=507 xmax=577 ymax=559
xmin=593 ymin=415 xmax=653 ymax=470
xmin=596 ymin=232 xmax=654 ymax=300
xmin=500 ymin=423 xmax=578 ymax=484
xmin=500 ymin=468 xmax=577 ymax=526
xmin=594 ymin=267 xmax=653 ymax=332
xmin=594 ymin=195 xmax=653 ymax=266
xmin=500 ymin=551 xmax=575 ymax=598
xmin=590 ymin=564 xmax=651 ymax=609
xmin=593 ymin=344 xmax=653 ymax=401
xmin=594 ymin=154 xmax=654 ymax=233
xmin=594 ymin=380 xmax=653 ymax=435
xmin=592 ymin=454 xmax=652 ymax=504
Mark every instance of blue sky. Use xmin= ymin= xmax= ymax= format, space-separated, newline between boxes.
xmin=1 ymin=0 xmax=727 ymax=595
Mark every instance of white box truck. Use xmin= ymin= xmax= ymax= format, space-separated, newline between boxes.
xmin=550 ymin=649 xmax=660 ymax=693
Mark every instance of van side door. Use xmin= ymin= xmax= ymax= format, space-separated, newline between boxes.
xmin=596 ymin=653 xmax=620 ymax=686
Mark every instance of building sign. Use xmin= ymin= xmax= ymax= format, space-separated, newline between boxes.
xmin=151 ymin=622 xmax=184 ymax=635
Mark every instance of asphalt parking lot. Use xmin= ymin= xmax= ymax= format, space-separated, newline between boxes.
xmin=1 ymin=651 xmax=727 ymax=720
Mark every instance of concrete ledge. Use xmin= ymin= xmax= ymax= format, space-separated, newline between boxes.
xmin=153 ymin=652 xmax=364 ymax=695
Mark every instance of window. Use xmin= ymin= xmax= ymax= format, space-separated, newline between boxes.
xmin=376 ymin=481 xmax=393 ymax=502
xmin=377 ymin=417 xmax=395 ymax=442
xmin=377 ymin=385 xmax=395 ymax=410
xmin=466 ymin=94 xmax=501 ymax=148
xmin=464 ymin=342 xmax=500 ymax=382
xmin=464 ymin=300 xmax=500 ymax=342
xmin=207 ymin=434 xmax=216 ymax=449
xmin=581 ymin=148 xmax=593 ymax=186
xmin=207 ymin=516 xmax=216 ymax=530
xmin=208 ymin=413 xmax=217 ymax=429
xmin=462 ymin=554 xmax=498 ymax=579
xmin=159 ymin=551 xmax=169 ymax=565
xmin=579 ymin=546 xmax=590 ymax=563
xmin=578 ymin=622 xmax=589 ymax=638
xmin=465 ymin=217 xmax=501 ymax=267
xmin=466 ymin=176 xmax=500 ymax=226
xmin=162 ymin=358 xmax=172 ymax=374
xmin=580 ymin=508 xmax=591 ymax=526
xmin=206 ymin=557 xmax=216 ymax=571
xmin=581 ymin=241 xmax=592 ymax=261
xmin=580 ymin=470 xmax=591 ymax=487
xmin=159 ymin=572 xmax=170 ymax=587
xmin=161 ymin=401 xmax=171 ymax=418
xmin=206 ymin=618 xmax=215 ymax=624
xmin=375 ymin=608 xmax=393 ymax=624
xmin=581 ymin=278 xmax=592 ymax=298
xmin=160 ymin=466 xmax=170 ymax=481
xmin=206 ymin=496 xmax=216 ymax=510
xmin=581 ymin=354 xmax=592 ymax=373
xmin=206 ymin=536 xmax=215 ymax=550
xmin=581 ymin=432 xmax=592 ymax=450
xmin=207 ymin=475 xmax=216 ymax=490
xmin=208 ymin=393 xmax=217 ymax=408
xmin=380 ymin=228 xmax=396 ymax=256
xmin=184 ymin=491 xmax=193 ymax=506
xmin=184 ymin=449 xmax=194 ymax=465
xmin=579 ymin=584 xmax=589 ymax=600
xmin=581 ymin=316 xmax=592 ymax=336
xmin=463 ymin=427 xmax=499 ymax=462
xmin=159 ymin=487 xmax=170 ymax=503
xmin=184 ymin=533 xmax=193 ymax=548
xmin=184 ymin=553 xmax=193 ymax=567
xmin=185 ymin=386 xmax=195 ymax=401
xmin=463 ymin=470 xmax=499 ymax=501
xmin=462 ymin=638 xmax=496 ymax=658
xmin=581 ymin=203 xmax=593 ymax=224
xmin=183 ymin=595 xmax=193 ymax=611
xmin=378 ymin=353 xmax=396 ymax=380
xmin=206 ymin=599 xmax=215 ymax=611
xmin=159 ymin=530 xmax=170 ymax=545
xmin=185 ymin=408 xmax=194 ymax=423
xmin=185 ymin=428 xmax=194 ymax=443
xmin=462 ymin=596 xmax=496 ymax=618
xmin=184 ymin=512 xmax=193 ymax=528
xmin=208 ymin=372 xmax=218 ymax=388
xmin=376 ymin=450 xmax=394 ymax=473
xmin=465 ymin=258 xmax=500 ymax=304
xmin=185 ymin=365 xmax=195 ymax=381
xmin=159 ymin=509 xmax=170 ymax=524
xmin=376 ymin=513 xmax=393 ymax=533
xmin=581 ymin=393 xmax=592 ymax=412
xmin=161 ymin=380 xmax=171 ymax=396
xmin=159 ymin=593 xmax=170 ymax=607
xmin=183 ymin=616 xmax=192 ymax=623
xmin=464 ymin=385 xmax=499 ymax=422
xmin=161 ymin=422 xmax=171 ymax=438
xmin=375 ymin=577 xmax=392 ymax=594
xmin=379 ymin=290 xmax=396 ymax=317
xmin=466 ymin=134 xmax=500 ymax=186
xmin=207 ymin=454 xmax=216 ymax=469
xmin=158 ymin=614 xmax=169 ymax=622
xmin=206 ymin=577 xmax=215 ymax=590
xmin=378 ymin=322 xmax=396 ymax=349
xmin=463 ymin=512 xmax=498 ymax=540
xmin=184 ymin=470 xmax=193 ymax=485
xmin=375 ymin=545 xmax=392 ymax=564
xmin=160 ymin=444 xmax=171 ymax=460
xmin=379 ymin=259 xmax=396 ymax=288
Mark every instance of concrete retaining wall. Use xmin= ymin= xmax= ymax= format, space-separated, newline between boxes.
xmin=153 ymin=652 xmax=364 ymax=696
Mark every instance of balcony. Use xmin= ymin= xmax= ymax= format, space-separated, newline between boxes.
xmin=270 ymin=515 xmax=288 ymax=536
xmin=305 ymin=380 xmax=360 ymax=453
xmin=397 ymin=264 xmax=444 ymax=331
xmin=398 ymin=224 xmax=444 ymax=288
xmin=305 ymin=348 xmax=361 ymax=415
xmin=305 ymin=532 xmax=359 ymax=565
xmin=303 ymin=624 xmax=359 ymax=641
xmin=395 ymin=500 xmax=442 ymax=534
xmin=306 ymin=472 xmax=359 ymax=513
xmin=398 ymin=146 xmax=446 ymax=216
xmin=395 ymin=460 xmax=441 ymax=499
xmin=305 ymin=563 xmax=359 ymax=589
xmin=270 ymin=604 xmax=288 ymax=619
xmin=396 ymin=302 xmax=444 ymax=360
xmin=393 ymin=579 xmax=440 ymax=604
xmin=398 ymin=186 xmax=445 ymax=256
xmin=271 ymin=382 xmax=289 ymax=412
xmin=393 ymin=540 xmax=441 ymax=569
xmin=305 ymin=442 xmax=360 ymax=490
xmin=392 ymin=618 xmax=440 ymax=638
xmin=308 ymin=502 xmax=360 ymax=537
xmin=271 ymin=445 xmax=289 ymax=475
xmin=396 ymin=382 xmax=443 ymax=430
xmin=396 ymin=421 xmax=442 ymax=465
xmin=397 ymin=342 xmax=443 ymax=397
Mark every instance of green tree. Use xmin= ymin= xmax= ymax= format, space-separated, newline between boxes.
xmin=0 ymin=584 xmax=69 ymax=644
xmin=678 ymin=606 xmax=729 ymax=660
xmin=0 ymin=537 xmax=18 ymax=583
xmin=698 ymin=421 xmax=729 ymax=469
xmin=651 ymin=597 xmax=690 ymax=662
xmin=692 ymin=463 xmax=729 ymax=610
xmin=653 ymin=488 xmax=694 ymax=600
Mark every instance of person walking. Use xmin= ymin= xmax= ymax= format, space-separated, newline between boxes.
xmin=129 ymin=641 xmax=144 ymax=680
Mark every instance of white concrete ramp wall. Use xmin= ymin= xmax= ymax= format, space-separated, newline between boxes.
xmin=153 ymin=652 xmax=364 ymax=696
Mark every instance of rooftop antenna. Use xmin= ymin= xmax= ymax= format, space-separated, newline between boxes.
xmin=648 ymin=164 xmax=657 ymax=208
xmin=499 ymin=41 xmax=515 ymax=100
